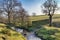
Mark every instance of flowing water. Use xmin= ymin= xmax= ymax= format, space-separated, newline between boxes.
xmin=11 ymin=27 xmax=41 ymax=40
xmin=26 ymin=32 xmax=41 ymax=40
xmin=16 ymin=28 xmax=41 ymax=40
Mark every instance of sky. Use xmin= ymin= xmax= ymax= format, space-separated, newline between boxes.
xmin=20 ymin=0 xmax=60 ymax=15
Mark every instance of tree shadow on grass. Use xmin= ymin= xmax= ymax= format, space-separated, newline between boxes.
xmin=32 ymin=18 xmax=60 ymax=28
xmin=32 ymin=19 xmax=49 ymax=30
xmin=32 ymin=19 xmax=49 ymax=26
xmin=52 ymin=22 xmax=60 ymax=28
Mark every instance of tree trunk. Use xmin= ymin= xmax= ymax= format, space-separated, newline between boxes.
xmin=13 ymin=15 xmax=15 ymax=25
xmin=8 ymin=11 xmax=10 ymax=24
xmin=49 ymin=15 xmax=52 ymax=26
xmin=21 ymin=17 xmax=24 ymax=26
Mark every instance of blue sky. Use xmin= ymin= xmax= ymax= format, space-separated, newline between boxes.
xmin=20 ymin=0 xmax=60 ymax=15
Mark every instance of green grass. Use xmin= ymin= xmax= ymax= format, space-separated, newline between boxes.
xmin=30 ymin=14 xmax=60 ymax=22
xmin=35 ymin=28 xmax=59 ymax=40
xmin=0 ymin=14 xmax=60 ymax=40
xmin=30 ymin=14 xmax=60 ymax=40
xmin=0 ymin=23 xmax=26 ymax=40
xmin=30 ymin=14 xmax=60 ymax=28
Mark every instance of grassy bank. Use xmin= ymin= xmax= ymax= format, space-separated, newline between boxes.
xmin=30 ymin=14 xmax=60 ymax=40
xmin=0 ymin=23 xmax=26 ymax=40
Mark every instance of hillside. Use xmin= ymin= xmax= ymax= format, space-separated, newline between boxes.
xmin=0 ymin=23 xmax=26 ymax=40
xmin=30 ymin=14 xmax=60 ymax=21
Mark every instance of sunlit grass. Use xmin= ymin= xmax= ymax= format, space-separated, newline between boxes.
xmin=30 ymin=14 xmax=60 ymax=21
xmin=44 ymin=25 xmax=60 ymax=30
xmin=0 ymin=23 xmax=26 ymax=40
xmin=0 ymin=23 xmax=6 ymax=27
xmin=32 ymin=14 xmax=60 ymax=40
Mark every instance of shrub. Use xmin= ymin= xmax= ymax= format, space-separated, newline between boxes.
xmin=16 ymin=26 xmax=33 ymax=32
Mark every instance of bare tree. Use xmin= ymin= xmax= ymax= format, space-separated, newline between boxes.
xmin=42 ymin=0 xmax=57 ymax=26
xmin=0 ymin=0 xmax=22 ymax=24
xmin=19 ymin=9 xmax=30 ymax=27
xmin=0 ymin=0 xmax=31 ymax=27
xmin=0 ymin=8 xmax=7 ymax=23
xmin=12 ymin=2 xmax=31 ymax=27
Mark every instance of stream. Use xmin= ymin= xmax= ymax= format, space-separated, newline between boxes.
xmin=26 ymin=32 xmax=41 ymax=40
xmin=11 ymin=27 xmax=41 ymax=40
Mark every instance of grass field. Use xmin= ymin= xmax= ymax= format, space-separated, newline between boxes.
xmin=0 ymin=14 xmax=60 ymax=40
xmin=30 ymin=14 xmax=60 ymax=40
xmin=30 ymin=14 xmax=60 ymax=27
xmin=30 ymin=14 xmax=60 ymax=21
